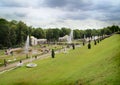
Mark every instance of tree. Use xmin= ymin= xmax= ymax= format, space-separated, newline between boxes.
xmin=100 ymin=29 xmax=105 ymax=35
xmin=60 ymin=27 xmax=71 ymax=37
xmin=46 ymin=29 xmax=54 ymax=42
xmin=85 ymin=29 xmax=92 ymax=37
xmin=0 ymin=18 xmax=10 ymax=48
xmin=32 ymin=28 xmax=45 ymax=39
xmin=9 ymin=20 xmax=17 ymax=46
xmin=104 ymin=28 xmax=112 ymax=35
xmin=74 ymin=29 xmax=80 ymax=39
xmin=52 ymin=28 xmax=60 ymax=41
xmin=16 ymin=21 xmax=28 ymax=46
xmin=91 ymin=29 xmax=99 ymax=36
xmin=46 ymin=28 xmax=60 ymax=42
xmin=9 ymin=28 xmax=16 ymax=46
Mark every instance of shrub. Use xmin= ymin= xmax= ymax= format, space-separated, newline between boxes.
xmin=88 ymin=43 xmax=91 ymax=49
xmin=51 ymin=49 xmax=55 ymax=58
xmin=94 ymin=40 xmax=97 ymax=45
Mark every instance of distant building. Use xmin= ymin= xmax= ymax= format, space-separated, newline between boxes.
xmin=37 ymin=39 xmax=47 ymax=44
xmin=30 ymin=36 xmax=38 ymax=46
xmin=59 ymin=35 xmax=69 ymax=42
xmin=30 ymin=36 xmax=47 ymax=45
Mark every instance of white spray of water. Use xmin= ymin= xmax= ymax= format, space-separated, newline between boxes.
xmin=24 ymin=35 xmax=37 ymax=68
xmin=67 ymin=30 xmax=73 ymax=43
xmin=25 ymin=35 xmax=29 ymax=54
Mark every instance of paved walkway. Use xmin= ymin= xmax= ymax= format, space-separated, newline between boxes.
xmin=0 ymin=52 xmax=51 ymax=73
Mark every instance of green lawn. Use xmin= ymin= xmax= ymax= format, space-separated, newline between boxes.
xmin=0 ymin=34 xmax=120 ymax=85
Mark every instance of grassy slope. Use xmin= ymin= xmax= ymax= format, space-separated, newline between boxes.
xmin=0 ymin=34 xmax=120 ymax=85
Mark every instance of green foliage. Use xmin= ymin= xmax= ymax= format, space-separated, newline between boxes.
xmin=9 ymin=28 xmax=16 ymax=46
xmin=32 ymin=28 xmax=45 ymax=39
xmin=85 ymin=29 xmax=92 ymax=37
xmin=0 ymin=19 xmax=10 ymax=48
xmin=52 ymin=28 xmax=60 ymax=41
xmin=46 ymin=28 xmax=61 ymax=42
xmin=73 ymin=29 xmax=80 ymax=39
xmin=16 ymin=21 xmax=28 ymax=45
xmin=60 ymin=27 xmax=71 ymax=37
xmin=46 ymin=29 xmax=54 ymax=41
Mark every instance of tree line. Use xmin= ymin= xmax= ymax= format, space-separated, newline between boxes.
xmin=0 ymin=18 xmax=120 ymax=49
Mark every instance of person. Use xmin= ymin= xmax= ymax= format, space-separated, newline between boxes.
xmin=17 ymin=60 xmax=23 ymax=67
xmin=20 ymin=60 xmax=22 ymax=63
xmin=35 ymin=56 xmax=37 ymax=59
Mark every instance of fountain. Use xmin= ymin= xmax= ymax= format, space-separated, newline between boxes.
xmin=25 ymin=35 xmax=29 ymax=55
xmin=67 ymin=30 xmax=73 ymax=44
xmin=25 ymin=35 xmax=37 ymax=68
xmin=17 ymin=35 xmax=30 ymax=67
xmin=63 ymin=30 xmax=73 ymax=53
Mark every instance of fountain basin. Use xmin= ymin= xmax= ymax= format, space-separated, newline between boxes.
xmin=26 ymin=63 xmax=37 ymax=68
xmin=17 ymin=63 xmax=23 ymax=67
xmin=8 ymin=60 xmax=12 ymax=62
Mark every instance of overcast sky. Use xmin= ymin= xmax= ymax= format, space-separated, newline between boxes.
xmin=0 ymin=0 xmax=120 ymax=29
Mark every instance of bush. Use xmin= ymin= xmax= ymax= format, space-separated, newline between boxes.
xmin=94 ymin=40 xmax=97 ymax=45
xmin=72 ymin=44 xmax=75 ymax=50
xmin=97 ymin=39 xmax=99 ymax=43
xmin=88 ymin=43 xmax=91 ymax=49
xmin=51 ymin=49 xmax=55 ymax=58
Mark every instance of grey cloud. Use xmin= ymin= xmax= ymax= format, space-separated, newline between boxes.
xmin=105 ymin=13 xmax=120 ymax=21
xmin=0 ymin=0 xmax=39 ymax=7
xmin=63 ymin=12 xmax=91 ymax=20
xmin=0 ymin=0 xmax=25 ymax=7
xmin=94 ymin=4 xmax=120 ymax=21
xmin=94 ymin=4 xmax=113 ymax=11
xmin=43 ymin=0 xmax=93 ymax=11
xmin=14 ymin=12 xmax=27 ymax=18
xmin=0 ymin=0 xmax=120 ymax=27
xmin=43 ymin=0 xmax=67 ymax=7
